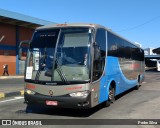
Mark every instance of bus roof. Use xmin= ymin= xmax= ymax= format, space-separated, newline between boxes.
xmin=36 ymin=23 xmax=105 ymax=30
xmin=36 ymin=23 xmax=142 ymax=49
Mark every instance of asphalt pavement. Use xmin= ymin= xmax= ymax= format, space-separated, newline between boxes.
xmin=0 ymin=75 xmax=24 ymax=98
xmin=0 ymin=69 xmax=160 ymax=127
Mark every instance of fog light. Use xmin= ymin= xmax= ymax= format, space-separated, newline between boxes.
xmin=25 ymin=89 xmax=35 ymax=95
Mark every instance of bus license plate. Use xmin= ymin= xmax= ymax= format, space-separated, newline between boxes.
xmin=46 ymin=100 xmax=58 ymax=106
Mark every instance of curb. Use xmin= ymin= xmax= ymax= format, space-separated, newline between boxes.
xmin=0 ymin=90 xmax=24 ymax=99
xmin=0 ymin=76 xmax=24 ymax=80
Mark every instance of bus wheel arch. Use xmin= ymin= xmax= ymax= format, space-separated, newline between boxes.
xmin=106 ymin=80 xmax=116 ymax=107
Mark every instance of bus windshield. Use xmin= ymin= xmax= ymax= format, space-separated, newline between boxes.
xmin=26 ymin=28 xmax=91 ymax=84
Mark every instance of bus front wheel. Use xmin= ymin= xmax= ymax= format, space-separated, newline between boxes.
xmin=106 ymin=86 xmax=115 ymax=107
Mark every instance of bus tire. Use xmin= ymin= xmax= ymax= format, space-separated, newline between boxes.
xmin=26 ymin=105 xmax=32 ymax=113
xmin=135 ymin=85 xmax=140 ymax=90
xmin=135 ymin=84 xmax=140 ymax=90
xmin=106 ymin=86 xmax=115 ymax=107
xmin=135 ymin=75 xmax=141 ymax=90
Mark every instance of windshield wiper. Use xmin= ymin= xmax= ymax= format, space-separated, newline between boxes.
xmin=45 ymin=57 xmax=69 ymax=84
xmin=55 ymin=58 xmax=69 ymax=84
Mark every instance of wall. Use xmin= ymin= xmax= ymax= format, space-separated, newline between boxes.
xmin=0 ymin=22 xmax=34 ymax=75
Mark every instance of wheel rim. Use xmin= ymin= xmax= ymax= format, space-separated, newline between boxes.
xmin=109 ymin=88 xmax=114 ymax=101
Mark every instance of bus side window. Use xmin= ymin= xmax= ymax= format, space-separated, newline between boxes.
xmin=107 ymin=32 xmax=119 ymax=57
xmin=92 ymin=29 xmax=106 ymax=81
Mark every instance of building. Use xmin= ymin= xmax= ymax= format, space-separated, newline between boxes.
xmin=144 ymin=48 xmax=156 ymax=55
xmin=0 ymin=8 xmax=55 ymax=75
xmin=153 ymin=47 xmax=160 ymax=54
xmin=144 ymin=47 xmax=160 ymax=67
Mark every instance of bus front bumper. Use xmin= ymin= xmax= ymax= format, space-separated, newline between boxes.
xmin=24 ymin=92 xmax=91 ymax=109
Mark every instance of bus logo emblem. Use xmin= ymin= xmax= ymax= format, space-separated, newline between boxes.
xmin=49 ymin=90 xmax=53 ymax=95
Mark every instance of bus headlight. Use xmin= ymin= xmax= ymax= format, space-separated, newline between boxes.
xmin=69 ymin=91 xmax=89 ymax=97
xmin=25 ymin=89 xmax=35 ymax=95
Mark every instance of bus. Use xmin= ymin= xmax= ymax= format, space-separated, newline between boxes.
xmin=157 ymin=60 xmax=160 ymax=71
xmin=19 ymin=23 xmax=145 ymax=109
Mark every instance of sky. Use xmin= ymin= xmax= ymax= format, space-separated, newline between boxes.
xmin=0 ymin=0 xmax=160 ymax=49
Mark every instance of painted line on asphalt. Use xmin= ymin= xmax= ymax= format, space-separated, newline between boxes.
xmin=0 ymin=96 xmax=24 ymax=103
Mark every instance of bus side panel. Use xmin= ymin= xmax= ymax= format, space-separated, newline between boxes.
xmin=99 ymin=56 xmax=122 ymax=103
xmin=106 ymin=57 xmax=126 ymax=97
xmin=109 ymin=56 xmax=138 ymax=95
xmin=98 ymin=56 xmax=139 ymax=104
xmin=98 ymin=76 xmax=108 ymax=103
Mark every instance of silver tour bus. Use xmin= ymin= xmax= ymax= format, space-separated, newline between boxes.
xmin=19 ymin=23 xmax=145 ymax=110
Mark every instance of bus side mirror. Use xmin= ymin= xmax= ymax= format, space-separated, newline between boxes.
xmin=18 ymin=40 xmax=30 ymax=60
xmin=94 ymin=42 xmax=101 ymax=60
xmin=19 ymin=47 xmax=22 ymax=60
